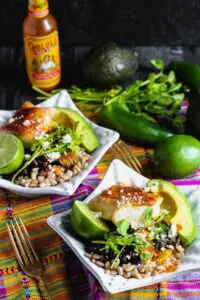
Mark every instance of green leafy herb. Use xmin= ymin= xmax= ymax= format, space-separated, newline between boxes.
xmin=156 ymin=209 xmax=171 ymax=222
xmin=33 ymin=59 xmax=188 ymax=132
xmin=116 ymin=219 xmax=130 ymax=236
xmin=93 ymin=230 xmax=146 ymax=254
xmin=92 ymin=223 xmax=148 ymax=266
xmin=140 ymin=251 xmax=153 ymax=261
xmin=143 ymin=208 xmax=153 ymax=226
xmin=150 ymin=59 xmax=165 ymax=71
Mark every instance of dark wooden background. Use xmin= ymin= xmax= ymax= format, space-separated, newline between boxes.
xmin=2 ymin=0 xmax=200 ymax=46
xmin=1 ymin=0 xmax=200 ymax=109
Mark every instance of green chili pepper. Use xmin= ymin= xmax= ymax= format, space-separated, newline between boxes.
xmin=170 ymin=61 xmax=199 ymax=96
xmin=99 ymin=103 xmax=173 ymax=146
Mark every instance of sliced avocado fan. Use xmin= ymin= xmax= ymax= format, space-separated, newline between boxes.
xmin=147 ymin=179 xmax=196 ymax=246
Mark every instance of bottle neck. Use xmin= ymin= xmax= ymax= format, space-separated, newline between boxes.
xmin=28 ymin=0 xmax=49 ymax=18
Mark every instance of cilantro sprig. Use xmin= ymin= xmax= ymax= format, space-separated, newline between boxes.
xmin=12 ymin=126 xmax=82 ymax=182
xmin=142 ymin=208 xmax=171 ymax=240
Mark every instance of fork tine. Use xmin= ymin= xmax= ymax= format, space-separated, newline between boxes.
xmin=10 ymin=220 xmax=30 ymax=266
xmin=119 ymin=140 xmax=142 ymax=174
xmin=15 ymin=219 xmax=36 ymax=264
xmin=121 ymin=140 xmax=143 ymax=171
xmin=113 ymin=142 xmax=132 ymax=169
xmin=19 ymin=218 xmax=39 ymax=261
xmin=7 ymin=222 xmax=24 ymax=267
xmin=115 ymin=141 xmax=142 ymax=174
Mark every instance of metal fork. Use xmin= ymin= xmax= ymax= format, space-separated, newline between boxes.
xmin=7 ymin=218 xmax=51 ymax=300
xmin=113 ymin=139 xmax=143 ymax=174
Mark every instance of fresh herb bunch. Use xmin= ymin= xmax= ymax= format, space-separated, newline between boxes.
xmin=33 ymin=59 xmax=188 ymax=132
xmin=12 ymin=126 xmax=82 ymax=182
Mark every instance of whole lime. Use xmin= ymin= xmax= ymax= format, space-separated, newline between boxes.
xmin=154 ymin=135 xmax=200 ymax=178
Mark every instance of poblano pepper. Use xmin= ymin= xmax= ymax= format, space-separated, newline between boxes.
xmin=99 ymin=103 xmax=173 ymax=146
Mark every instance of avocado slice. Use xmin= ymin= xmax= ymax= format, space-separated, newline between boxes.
xmin=147 ymin=179 xmax=196 ymax=246
xmin=55 ymin=108 xmax=99 ymax=153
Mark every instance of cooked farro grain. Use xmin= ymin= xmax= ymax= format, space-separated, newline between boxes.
xmin=16 ymin=150 xmax=92 ymax=187
xmin=85 ymin=241 xmax=184 ymax=280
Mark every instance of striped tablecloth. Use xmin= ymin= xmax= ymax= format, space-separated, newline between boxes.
xmin=0 ymin=141 xmax=199 ymax=300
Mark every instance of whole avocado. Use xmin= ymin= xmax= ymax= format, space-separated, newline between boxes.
xmin=82 ymin=42 xmax=139 ymax=86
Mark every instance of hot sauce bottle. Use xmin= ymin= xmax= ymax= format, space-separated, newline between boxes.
xmin=23 ymin=0 xmax=61 ymax=91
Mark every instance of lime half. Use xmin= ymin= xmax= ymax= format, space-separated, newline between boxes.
xmin=0 ymin=133 xmax=24 ymax=175
xmin=70 ymin=200 xmax=110 ymax=239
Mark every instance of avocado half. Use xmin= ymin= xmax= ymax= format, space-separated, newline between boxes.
xmin=54 ymin=108 xmax=99 ymax=153
xmin=147 ymin=179 xmax=196 ymax=246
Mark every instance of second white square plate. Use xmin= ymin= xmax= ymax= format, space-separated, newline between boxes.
xmin=47 ymin=159 xmax=200 ymax=293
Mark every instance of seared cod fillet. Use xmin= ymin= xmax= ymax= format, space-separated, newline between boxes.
xmin=89 ymin=185 xmax=163 ymax=229
xmin=2 ymin=102 xmax=57 ymax=147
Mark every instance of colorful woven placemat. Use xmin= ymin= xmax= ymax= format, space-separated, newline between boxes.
xmin=0 ymin=142 xmax=199 ymax=300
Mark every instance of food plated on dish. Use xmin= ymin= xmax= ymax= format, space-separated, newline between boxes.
xmin=0 ymin=91 xmax=119 ymax=196
xmin=47 ymin=160 xmax=198 ymax=293
xmin=71 ymin=180 xmax=196 ymax=280
xmin=1 ymin=100 xmax=98 ymax=188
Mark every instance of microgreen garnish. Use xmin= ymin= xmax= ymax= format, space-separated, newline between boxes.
xmin=116 ymin=219 xmax=129 ymax=237
xmin=143 ymin=208 xmax=153 ymax=226
xmin=12 ymin=126 xmax=82 ymax=182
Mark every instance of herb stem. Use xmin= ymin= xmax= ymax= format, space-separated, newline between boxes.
xmin=32 ymin=85 xmax=52 ymax=98
xmin=12 ymin=147 xmax=43 ymax=183
xmin=110 ymin=245 xmax=126 ymax=269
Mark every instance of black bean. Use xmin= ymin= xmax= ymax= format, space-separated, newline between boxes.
xmin=130 ymin=253 xmax=141 ymax=265
xmin=22 ymin=156 xmax=52 ymax=176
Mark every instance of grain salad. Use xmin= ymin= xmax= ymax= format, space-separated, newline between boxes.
xmin=85 ymin=225 xmax=184 ymax=279
xmin=15 ymin=150 xmax=92 ymax=188
xmin=0 ymin=101 xmax=99 ymax=187
xmin=70 ymin=181 xmax=196 ymax=280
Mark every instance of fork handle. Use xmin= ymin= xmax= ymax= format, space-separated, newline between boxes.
xmin=38 ymin=277 xmax=52 ymax=300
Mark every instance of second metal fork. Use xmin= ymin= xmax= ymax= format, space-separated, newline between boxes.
xmin=7 ymin=218 xmax=51 ymax=300
xmin=113 ymin=139 xmax=143 ymax=174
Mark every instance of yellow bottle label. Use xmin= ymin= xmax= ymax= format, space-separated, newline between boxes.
xmin=24 ymin=31 xmax=61 ymax=89
xmin=28 ymin=0 xmax=49 ymax=18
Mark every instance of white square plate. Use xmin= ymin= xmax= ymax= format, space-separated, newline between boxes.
xmin=47 ymin=159 xmax=200 ymax=294
xmin=0 ymin=91 xmax=119 ymax=196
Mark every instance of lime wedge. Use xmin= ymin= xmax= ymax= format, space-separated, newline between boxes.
xmin=70 ymin=200 xmax=110 ymax=239
xmin=0 ymin=133 xmax=24 ymax=175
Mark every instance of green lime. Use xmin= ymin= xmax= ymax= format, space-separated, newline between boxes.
xmin=154 ymin=134 xmax=200 ymax=178
xmin=70 ymin=200 xmax=110 ymax=240
xmin=0 ymin=133 xmax=24 ymax=175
